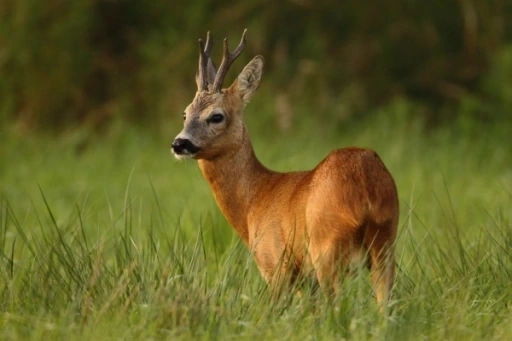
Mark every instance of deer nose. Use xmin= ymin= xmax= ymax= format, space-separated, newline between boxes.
xmin=172 ymin=138 xmax=200 ymax=154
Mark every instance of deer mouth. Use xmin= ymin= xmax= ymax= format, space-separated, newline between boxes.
xmin=171 ymin=138 xmax=201 ymax=159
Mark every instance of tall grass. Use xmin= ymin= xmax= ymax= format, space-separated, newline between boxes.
xmin=0 ymin=102 xmax=511 ymax=339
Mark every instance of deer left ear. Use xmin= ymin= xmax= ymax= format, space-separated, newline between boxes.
xmin=232 ymin=55 xmax=264 ymax=105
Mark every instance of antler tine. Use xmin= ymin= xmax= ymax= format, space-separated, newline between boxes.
xmin=212 ymin=29 xmax=247 ymax=92
xmin=197 ymin=32 xmax=215 ymax=91
xmin=204 ymin=31 xmax=213 ymax=55
xmin=197 ymin=38 xmax=208 ymax=91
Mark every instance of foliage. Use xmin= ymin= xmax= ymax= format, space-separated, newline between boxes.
xmin=0 ymin=1 xmax=511 ymax=131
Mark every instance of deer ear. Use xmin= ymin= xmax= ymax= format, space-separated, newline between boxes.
xmin=233 ymin=55 xmax=264 ymax=105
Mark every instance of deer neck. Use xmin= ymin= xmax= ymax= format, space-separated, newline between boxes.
xmin=197 ymin=126 xmax=273 ymax=244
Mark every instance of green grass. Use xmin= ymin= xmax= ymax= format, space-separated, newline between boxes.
xmin=0 ymin=101 xmax=511 ymax=340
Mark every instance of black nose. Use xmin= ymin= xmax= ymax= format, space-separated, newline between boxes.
xmin=172 ymin=138 xmax=200 ymax=154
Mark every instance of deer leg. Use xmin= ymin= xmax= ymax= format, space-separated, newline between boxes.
xmin=310 ymin=236 xmax=372 ymax=303
xmin=309 ymin=243 xmax=342 ymax=297
xmin=369 ymin=251 xmax=394 ymax=307
xmin=364 ymin=223 xmax=395 ymax=309
xmin=253 ymin=245 xmax=298 ymax=299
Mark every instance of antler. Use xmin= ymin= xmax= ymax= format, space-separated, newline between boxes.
xmin=212 ymin=29 xmax=247 ymax=93
xmin=197 ymin=32 xmax=214 ymax=91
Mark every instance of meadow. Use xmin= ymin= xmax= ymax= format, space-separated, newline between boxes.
xmin=1 ymin=99 xmax=511 ymax=340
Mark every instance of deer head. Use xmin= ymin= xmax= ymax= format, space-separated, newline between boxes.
xmin=172 ymin=30 xmax=264 ymax=160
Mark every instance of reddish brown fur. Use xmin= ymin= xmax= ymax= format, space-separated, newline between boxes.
xmin=173 ymin=32 xmax=399 ymax=307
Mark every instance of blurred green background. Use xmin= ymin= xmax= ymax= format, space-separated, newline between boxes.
xmin=1 ymin=0 xmax=511 ymax=133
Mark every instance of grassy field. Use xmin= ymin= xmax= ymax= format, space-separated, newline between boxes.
xmin=1 ymin=100 xmax=511 ymax=340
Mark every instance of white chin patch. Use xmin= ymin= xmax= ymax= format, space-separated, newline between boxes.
xmin=172 ymin=151 xmax=195 ymax=160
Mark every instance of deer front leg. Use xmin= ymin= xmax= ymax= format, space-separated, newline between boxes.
xmin=251 ymin=242 xmax=298 ymax=298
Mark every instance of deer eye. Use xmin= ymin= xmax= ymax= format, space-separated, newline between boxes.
xmin=208 ymin=113 xmax=224 ymax=124
xmin=182 ymin=113 xmax=186 ymax=120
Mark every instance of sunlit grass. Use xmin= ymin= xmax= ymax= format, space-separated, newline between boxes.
xmin=0 ymin=102 xmax=511 ymax=340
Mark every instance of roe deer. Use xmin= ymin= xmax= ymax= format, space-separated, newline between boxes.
xmin=171 ymin=30 xmax=399 ymax=307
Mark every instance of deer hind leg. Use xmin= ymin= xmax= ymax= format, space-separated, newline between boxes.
xmin=364 ymin=222 xmax=396 ymax=308
xmin=309 ymin=238 xmax=362 ymax=298
xmin=309 ymin=245 xmax=337 ymax=297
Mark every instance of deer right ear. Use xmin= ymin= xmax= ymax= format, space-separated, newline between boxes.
xmin=234 ymin=55 xmax=264 ymax=105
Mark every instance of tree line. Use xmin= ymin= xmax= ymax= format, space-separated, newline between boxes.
xmin=0 ymin=0 xmax=510 ymax=131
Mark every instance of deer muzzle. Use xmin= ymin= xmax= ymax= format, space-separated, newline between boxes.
xmin=171 ymin=138 xmax=200 ymax=158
